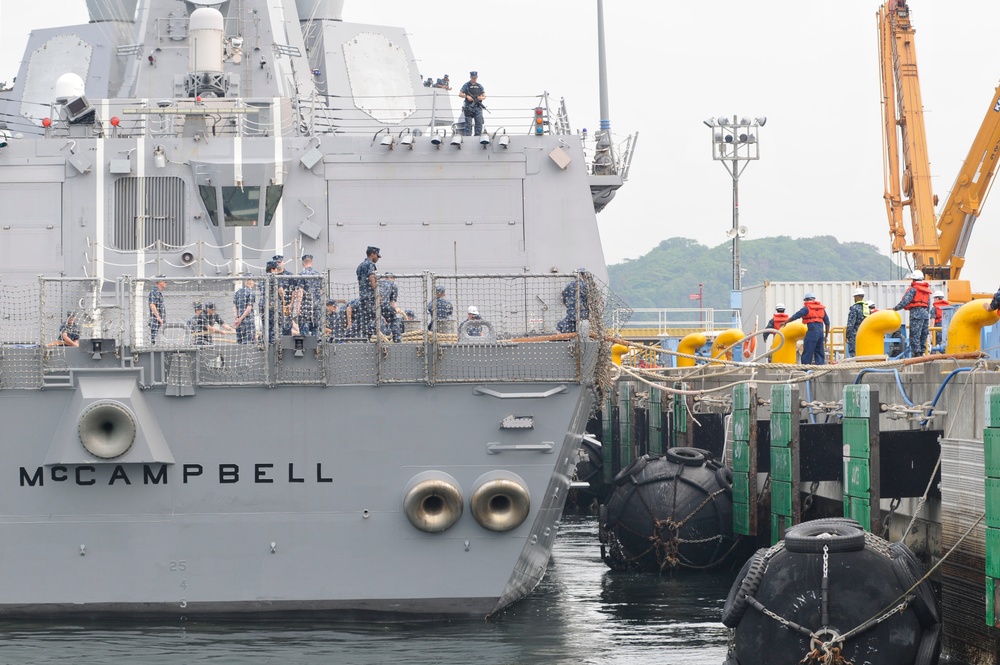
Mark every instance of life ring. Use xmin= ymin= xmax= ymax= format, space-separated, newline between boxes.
xmin=742 ymin=335 xmax=757 ymax=357
xmin=470 ymin=477 xmax=530 ymax=532
xmin=78 ymin=401 xmax=137 ymax=459
xmin=783 ymin=520 xmax=866 ymax=554
xmin=402 ymin=478 xmax=464 ymax=533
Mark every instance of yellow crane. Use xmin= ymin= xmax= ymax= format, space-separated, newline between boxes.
xmin=878 ymin=0 xmax=1000 ymax=297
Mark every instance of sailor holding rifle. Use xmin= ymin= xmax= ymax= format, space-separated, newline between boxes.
xmin=459 ymin=71 xmax=486 ymax=136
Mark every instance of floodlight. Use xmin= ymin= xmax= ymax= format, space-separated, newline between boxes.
xmin=153 ymin=145 xmax=166 ymax=168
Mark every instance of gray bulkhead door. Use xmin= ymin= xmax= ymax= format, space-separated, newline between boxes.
xmin=0 ymin=180 xmax=63 ymax=275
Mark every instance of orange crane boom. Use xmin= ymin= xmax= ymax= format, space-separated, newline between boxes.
xmin=878 ymin=1 xmax=1000 ymax=285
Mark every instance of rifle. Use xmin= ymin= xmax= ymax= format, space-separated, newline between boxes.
xmin=462 ymin=88 xmax=489 ymax=113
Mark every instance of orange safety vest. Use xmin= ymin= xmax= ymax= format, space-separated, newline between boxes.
xmin=932 ymin=298 xmax=950 ymax=324
xmin=802 ymin=300 xmax=826 ymax=324
xmin=905 ymin=281 xmax=931 ymax=309
xmin=772 ymin=312 xmax=789 ymax=328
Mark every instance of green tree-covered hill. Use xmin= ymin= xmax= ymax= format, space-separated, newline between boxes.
xmin=608 ymin=236 xmax=904 ymax=310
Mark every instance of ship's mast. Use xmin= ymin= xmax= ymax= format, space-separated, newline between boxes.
xmin=594 ymin=0 xmax=615 ymax=175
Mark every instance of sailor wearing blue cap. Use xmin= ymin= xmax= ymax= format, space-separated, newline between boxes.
xmin=786 ymin=292 xmax=830 ymax=365
xmin=356 ymin=246 xmax=380 ymax=338
xmin=48 ymin=310 xmax=81 ymax=347
xmin=298 ymin=253 xmax=323 ymax=335
xmin=459 ymin=71 xmax=486 ymax=137
xmin=148 ymin=275 xmax=168 ymax=344
xmin=427 ymin=284 xmax=454 ymax=331
xmin=233 ymin=275 xmax=257 ymax=344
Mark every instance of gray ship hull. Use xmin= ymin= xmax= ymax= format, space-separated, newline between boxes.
xmin=1 ymin=377 xmax=591 ymax=617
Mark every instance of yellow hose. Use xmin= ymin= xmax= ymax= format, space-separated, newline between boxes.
xmin=856 ymin=310 xmax=901 ymax=358
xmin=711 ymin=328 xmax=745 ymax=364
xmin=677 ymin=333 xmax=707 ymax=368
xmin=771 ymin=321 xmax=807 ymax=364
xmin=611 ymin=343 xmax=630 ymax=366
xmin=945 ymin=299 xmax=1000 ymax=354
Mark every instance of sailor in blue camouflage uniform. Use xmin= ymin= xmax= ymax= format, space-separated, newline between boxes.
xmin=148 ymin=275 xmax=167 ymax=344
xmin=378 ymin=273 xmax=401 ymax=342
xmin=465 ymin=306 xmax=484 ymax=337
xmin=262 ymin=261 xmax=284 ymax=343
xmin=459 ymin=71 xmax=486 ymax=136
xmin=297 ymin=254 xmax=324 ymax=336
xmin=344 ymin=298 xmax=365 ymax=339
xmin=427 ymin=285 xmax=454 ymax=330
xmin=204 ymin=303 xmax=235 ymax=338
xmin=556 ymin=269 xmax=590 ymax=333
xmin=188 ymin=302 xmax=210 ymax=345
xmin=356 ymin=246 xmax=380 ymax=339
xmin=324 ymin=299 xmax=347 ymax=342
xmin=845 ymin=288 xmax=871 ymax=357
xmin=48 ymin=310 xmax=81 ymax=347
xmin=893 ymin=270 xmax=931 ymax=357
xmin=233 ymin=276 xmax=256 ymax=344
xmin=272 ymin=255 xmax=295 ymax=335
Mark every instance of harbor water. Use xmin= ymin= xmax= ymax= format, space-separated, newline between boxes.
xmin=0 ymin=516 xmax=731 ymax=664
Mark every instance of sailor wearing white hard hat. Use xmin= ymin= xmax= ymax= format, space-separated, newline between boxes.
xmin=930 ymin=290 xmax=950 ymax=327
xmin=893 ymin=270 xmax=931 ymax=357
xmin=845 ymin=288 xmax=871 ymax=357
xmin=763 ymin=303 xmax=789 ymax=344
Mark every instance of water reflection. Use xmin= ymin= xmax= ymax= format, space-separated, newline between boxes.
xmin=0 ymin=516 xmax=730 ymax=664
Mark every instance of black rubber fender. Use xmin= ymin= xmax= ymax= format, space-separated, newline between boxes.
xmin=664 ymin=447 xmax=707 ymax=466
xmin=914 ymin=623 xmax=941 ymax=665
xmin=690 ymin=447 xmax=717 ymax=463
xmin=715 ymin=466 xmax=734 ymax=495
xmin=612 ymin=455 xmax=650 ymax=486
xmin=888 ymin=541 xmax=940 ymax=627
xmin=721 ymin=548 xmax=768 ymax=628
xmin=783 ymin=520 xmax=866 ymax=554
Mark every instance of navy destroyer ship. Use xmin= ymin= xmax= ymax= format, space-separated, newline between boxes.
xmin=0 ymin=0 xmax=632 ymax=617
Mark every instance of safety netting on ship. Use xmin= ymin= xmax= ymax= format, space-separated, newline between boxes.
xmin=0 ymin=279 xmax=113 ymax=388
xmin=0 ymin=272 xmax=627 ymax=389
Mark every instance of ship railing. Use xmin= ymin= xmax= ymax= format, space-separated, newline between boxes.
xmin=617 ymin=308 xmax=741 ymax=339
xmin=27 ymin=91 xmax=635 ymax=176
xmin=0 ymin=274 xmax=621 ymax=389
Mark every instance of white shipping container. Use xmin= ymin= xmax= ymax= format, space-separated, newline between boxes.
xmin=740 ymin=280 xmax=947 ymax=335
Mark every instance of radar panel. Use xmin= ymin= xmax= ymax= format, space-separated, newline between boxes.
xmin=343 ymin=32 xmax=417 ymax=125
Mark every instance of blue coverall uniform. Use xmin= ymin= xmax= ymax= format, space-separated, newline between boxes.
xmin=787 ymin=301 xmax=830 ymax=365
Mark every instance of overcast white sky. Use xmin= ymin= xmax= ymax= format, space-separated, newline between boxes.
xmin=3 ymin=1 xmax=1000 ymax=293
